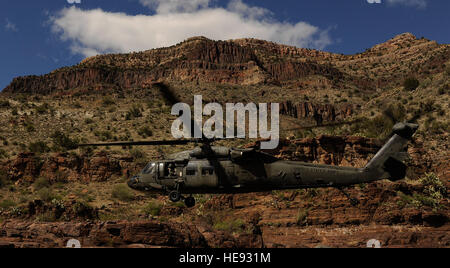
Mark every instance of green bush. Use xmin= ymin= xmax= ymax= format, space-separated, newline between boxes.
xmin=37 ymin=187 xmax=57 ymax=202
xmin=126 ymin=105 xmax=143 ymax=120
xmin=102 ymin=97 xmax=115 ymax=107
xmin=0 ymin=170 xmax=8 ymax=188
xmin=138 ymin=126 xmax=153 ymax=138
xmin=35 ymin=103 xmax=51 ymax=114
xmin=143 ymin=201 xmax=163 ymax=217
xmin=28 ymin=141 xmax=51 ymax=154
xmin=296 ymin=208 xmax=309 ymax=226
xmin=111 ymin=184 xmax=135 ymax=202
xmin=34 ymin=177 xmax=50 ymax=190
xmin=0 ymin=149 xmax=7 ymax=159
xmin=0 ymin=100 xmax=10 ymax=108
xmin=403 ymin=77 xmax=420 ymax=91
xmin=130 ymin=149 xmax=146 ymax=160
xmin=51 ymin=131 xmax=78 ymax=151
xmin=213 ymin=219 xmax=245 ymax=233
xmin=94 ymin=130 xmax=113 ymax=141
xmin=398 ymin=173 xmax=446 ymax=210
xmin=0 ymin=199 xmax=16 ymax=209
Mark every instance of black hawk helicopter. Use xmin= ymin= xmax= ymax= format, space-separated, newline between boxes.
xmin=79 ymin=123 xmax=418 ymax=208
xmin=79 ymin=83 xmax=418 ymax=208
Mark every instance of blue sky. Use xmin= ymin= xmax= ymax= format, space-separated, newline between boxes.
xmin=1 ymin=0 xmax=449 ymax=90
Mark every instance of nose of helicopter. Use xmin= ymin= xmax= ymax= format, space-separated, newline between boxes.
xmin=127 ymin=176 xmax=140 ymax=189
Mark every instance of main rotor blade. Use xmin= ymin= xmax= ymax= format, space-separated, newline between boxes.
xmin=284 ymin=119 xmax=363 ymax=132
xmin=78 ymin=140 xmax=196 ymax=147
xmin=78 ymin=138 xmax=225 ymax=147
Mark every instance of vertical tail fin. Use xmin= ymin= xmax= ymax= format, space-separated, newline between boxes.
xmin=365 ymin=123 xmax=418 ymax=181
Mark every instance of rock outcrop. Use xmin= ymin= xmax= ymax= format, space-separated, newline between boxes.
xmin=279 ymin=101 xmax=353 ymax=123
xmin=2 ymin=152 xmax=140 ymax=184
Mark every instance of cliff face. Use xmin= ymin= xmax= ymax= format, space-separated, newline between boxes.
xmin=280 ymin=101 xmax=353 ymax=123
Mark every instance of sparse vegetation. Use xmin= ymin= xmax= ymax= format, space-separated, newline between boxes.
xmin=397 ymin=173 xmax=447 ymax=210
xmin=34 ymin=177 xmax=51 ymax=190
xmin=51 ymin=131 xmax=78 ymax=151
xmin=28 ymin=141 xmax=51 ymax=154
xmin=213 ymin=218 xmax=245 ymax=234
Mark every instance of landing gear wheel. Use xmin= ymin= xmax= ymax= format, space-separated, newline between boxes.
xmin=184 ymin=197 xmax=196 ymax=208
xmin=169 ymin=191 xmax=181 ymax=202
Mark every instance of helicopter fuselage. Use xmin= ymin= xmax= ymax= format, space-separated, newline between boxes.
xmin=127 ymin=148 xmax=387 ymax=195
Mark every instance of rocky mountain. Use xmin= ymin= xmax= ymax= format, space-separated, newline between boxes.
xmin=3 ymin=33 xmax=449 ymax=95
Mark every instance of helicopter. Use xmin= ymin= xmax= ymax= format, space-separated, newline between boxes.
xmin=79 ymin=122 xmax=419 ymax=208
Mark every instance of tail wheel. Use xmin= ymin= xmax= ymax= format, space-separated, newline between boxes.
xmin=169 ymin=191 xmax=181 ymax=202
xmin=184 ymin=197 xmax=196 ymax=208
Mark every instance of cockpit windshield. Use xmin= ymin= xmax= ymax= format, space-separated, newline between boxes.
xmin=142 ymin=163 xmax=156 ymax=174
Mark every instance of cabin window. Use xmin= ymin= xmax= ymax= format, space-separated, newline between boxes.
xmin=186 ymin=165 xmax=197 ymax=176
xmin=202 ymin=167 xmax=214 ymax=176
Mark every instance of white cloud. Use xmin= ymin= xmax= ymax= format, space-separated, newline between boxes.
xmin=5 ymin=19 xmax=18 ymax=32
xmin=366 ymin=0 xmax=427 ymax=8
xmin=387 ymin=0 xmax=427 ymax=8
xmin=139 ymin=0 xmax=209 ymax=14
xmin=67 ymin=0 xmax=81 ymax=4
xmin=51 ymin=0 xmax=332 ymax=57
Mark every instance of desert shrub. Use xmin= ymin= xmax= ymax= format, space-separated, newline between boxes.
xmin=0 ymin=100 xmax=10 ymax=108
xmin=143 ymin=201 xmax=163 ymax=217
xmin=213 ymin=219 xmax=245 ymax=233
xmin=35 ymin=103 xmax=51 ymax=114
xmin=0 ymin=170 xmax=8 ymax=188
xmin=34 ymin=177 xmax=50 ymax=190
xmin=130 ymin=149 xmax=146 ymax=160
xmin=0 ymin=149 xmax=7 ymax=159
xmin=84 ymin=118 xmax=94 ymax=124
xmin=296 ymin=208 xmax=309 ymax=226
xmin=403 ymin=77 xmax=420 ymax=91
xmin=397 ymin=173 xmax=446 ymax=210
xmin=420 ymin=173 xmax=447 ymax=200
xmin=11 ymin=108 xmax=18 ymax=116
xmin=0 ymin=199 xmax=16 ymax=209
xmin=37 ymin=187 xmax=57 ymax=202
xmin=102 ymin=97 xmax=115 ymax=106
xmin=126 ymin=105 xmax=143 ymax=120
xmin=24 ymin=121 xmax=35 ymax=132
xmin=28 ymin=141 xmax=51 ymax=154
xmin=72 ymin=201 xmax=97 ymax=219
xmin=51 ymin=131 xmax=78 ymax=151
xmin=72 ymin=102 xmax=82 ymax=109
xmin=94 ymin=130 xmax=113 ymax=141
xmin=438 ymin=85 xmax=449 ymax=95
xmin=111 ymin=184 xmax=135 ymax=202
xmin=446 ymin=65 xmax=450 ymax=76
xmin=138 ymin=126 xmax=153 ymax=138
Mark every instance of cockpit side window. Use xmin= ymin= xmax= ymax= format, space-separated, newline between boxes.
xmin=142 ymin=163 xmax=155 ymax=174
